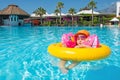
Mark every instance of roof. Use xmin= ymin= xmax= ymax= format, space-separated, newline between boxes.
xmin=0 ymin=4 xmax=29 ymax=16
xmin=31 ymin=12 xmax=68 ymax=17
xmin=76 ymin=9 xmax=100 ymax=15
xmin=110 ymin=17 xmax=119 ymax=22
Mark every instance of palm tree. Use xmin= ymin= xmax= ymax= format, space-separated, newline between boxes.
xmin=68 ymin=8 xmax=76 ymax=26
xmin=34 ymin=7 xmax=46 ymax=25
xmin=56 ymin=2 xmax=64 ymax=26
xmin=54 ymin=9 xmax=60 ymax=25
xmin=87 ymin=0 xmax=97 ymax=25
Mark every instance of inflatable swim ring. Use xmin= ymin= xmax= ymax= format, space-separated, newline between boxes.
xmin=48 ymin=43 xmax=111 ymax=61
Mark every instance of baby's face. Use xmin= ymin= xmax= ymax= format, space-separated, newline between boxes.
xmin=77 ymin=35 xmax=86 ymax=44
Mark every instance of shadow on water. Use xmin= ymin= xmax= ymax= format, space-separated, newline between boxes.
xmin=86 ymin=65 xmax=120 ymax=80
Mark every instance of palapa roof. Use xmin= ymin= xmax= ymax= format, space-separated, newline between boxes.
xmin=0 ymin=4 xmax=29 ymax=16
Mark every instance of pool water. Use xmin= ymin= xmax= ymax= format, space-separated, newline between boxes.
xmin=0 ymin=26 xmax=120 ymax=80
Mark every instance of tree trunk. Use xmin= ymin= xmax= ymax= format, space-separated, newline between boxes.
xmin=56 ymin=17 xmax=58 ymax=26
xmin=92 ymin=8 xmax=94 ymax=26
xmin=72 ymin=15 xmax=74 ymax=26
xmin=60 ymin=8 xmax=62 ymax=26
xmin=40 ymin=15 xmax=42 ymax=25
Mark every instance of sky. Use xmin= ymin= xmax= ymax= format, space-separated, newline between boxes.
xmin=0 ymin=0 xmax=119 ymax=14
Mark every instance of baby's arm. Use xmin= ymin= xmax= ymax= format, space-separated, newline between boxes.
xmin=75 ymin=44 xmax=91 ymax=48
xmin=81 ymin=44 xmax=91 ymax=48
xmin=74 ymin=44 xmax=85 ymax=48
xmin=62 ymin=44 xmax=67 ymax=47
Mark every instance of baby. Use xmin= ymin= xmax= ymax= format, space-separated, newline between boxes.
xmin=59 ymin=30 xmax=91 ymax=73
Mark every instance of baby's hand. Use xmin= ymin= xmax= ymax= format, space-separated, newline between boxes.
xmin=62 ymin=44 xmax=67 ymax=47
xmin=74 ymin=45 xmax=80 ymax=48
xmin=74 ymin=45 xmax=84 ymax=48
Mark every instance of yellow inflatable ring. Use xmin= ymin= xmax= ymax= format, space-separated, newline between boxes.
xmin=48 ymin=43 xmax=111 ymax=61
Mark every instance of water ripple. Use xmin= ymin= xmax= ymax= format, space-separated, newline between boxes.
xmin=0 ymin=26 xmax=120 ymax=80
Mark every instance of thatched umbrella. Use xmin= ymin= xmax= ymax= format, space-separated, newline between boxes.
xmin=0 ymin=4 xmax=29 ymax=16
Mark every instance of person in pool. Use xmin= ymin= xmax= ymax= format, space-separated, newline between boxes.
xmin=59 ymin=30 xmax=91 ymax=73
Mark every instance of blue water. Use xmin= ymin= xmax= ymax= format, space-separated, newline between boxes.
xmin=0 ymin=26 xmax=120 ymax=80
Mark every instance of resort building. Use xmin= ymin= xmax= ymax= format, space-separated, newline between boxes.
xmin=0 ymin=4 xmax=29 ymax=26
xmin=30 ymin=9 xmax=111 ymax=26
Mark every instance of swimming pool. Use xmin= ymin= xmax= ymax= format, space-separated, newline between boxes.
xmin=0 ymin=26 xmax=120 ymax=80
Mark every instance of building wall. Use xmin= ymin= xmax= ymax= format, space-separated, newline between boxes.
xmin=3 ymin=19 xmax=24 ymax=26
xmin=116 ymin=2 xmax=120 ymax=17
xmin=3 ymin=15 xmax=24 ymax=26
